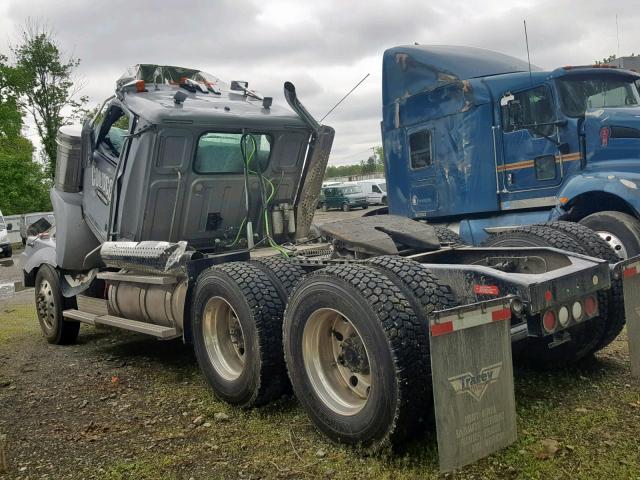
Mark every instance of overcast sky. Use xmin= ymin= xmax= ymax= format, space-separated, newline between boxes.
xmin=1 ymin=0 xmax=639 ymax=165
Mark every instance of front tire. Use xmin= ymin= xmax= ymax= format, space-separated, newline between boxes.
xmin=35 ymin=265 xmax=79 ymax=344
xmin=579 ymin=211 xmax=640 ymax=259
xmin=192 ymin=262 xmax=288 ymax=407
xmin=283 ymin=264 xmax=428 ymax=449
xmin=342 ymin=203 xmax=351 ymax=212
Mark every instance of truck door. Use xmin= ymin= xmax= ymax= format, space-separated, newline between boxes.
xmin=406 ymin=125 xmax=438 ymax=216
xmin=83 ymin=104 xmax=131 ymax=241
xmin=500 ymin=85 xmax=563 ymax=205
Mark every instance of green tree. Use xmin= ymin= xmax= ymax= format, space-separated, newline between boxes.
xmin=0 ymin=55 xmax=51 ymax=214
xmin=12 ymin=21 xmax=87 ymax=178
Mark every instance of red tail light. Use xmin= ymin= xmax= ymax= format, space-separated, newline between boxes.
xmin=584 ymin=296 xmax=597 ymax=317
xmin=600 ymin=127 xmax=610 ymax=147
xmin=543 ymin=310 xmax=557 ymax=333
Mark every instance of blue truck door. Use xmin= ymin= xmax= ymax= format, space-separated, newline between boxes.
xmin=499 ymin=84 xmax=563 ymax=206
xmin=405 ymin=124 xmax=439 ymax=216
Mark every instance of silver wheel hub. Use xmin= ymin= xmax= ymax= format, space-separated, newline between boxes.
xmin=595 ymin=230 xmax=628 ymax=259
xmin=36 ymin=279 xmax=56 ymax=331
xmin=202 ymin=297 xmax=246 ymax=381
xmin=302 ymin=308 xmax=371 ymax=416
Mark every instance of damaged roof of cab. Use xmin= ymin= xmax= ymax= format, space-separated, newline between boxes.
xmin=382 ymin=45 xmax=541 ymax=106
xmin=115 ymin=64 xmax=307 ymax=127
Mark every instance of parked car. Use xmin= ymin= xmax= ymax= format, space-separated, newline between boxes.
xmin=0 ymin=210 xmax=13 ymax=258
xmin=20 ymin=212 xmax=55 ymax=245
xmin=319 ymin=185 xmax=369 ymax=211
xmin=353 ymin=178 xmax=387 ymax=205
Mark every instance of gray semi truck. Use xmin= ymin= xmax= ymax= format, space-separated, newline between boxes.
xmin=20 ymin=64 xmax=635 ymax=450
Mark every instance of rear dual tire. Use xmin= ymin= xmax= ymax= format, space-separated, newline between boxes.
xmin=284 ymin=261 xmax=453 ymax=449
xmin=192 ymin=262 xmax=289 ymax=407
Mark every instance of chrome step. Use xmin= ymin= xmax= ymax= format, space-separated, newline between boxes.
xmin=97 ymin=272 xmax=177 ymax=285
xmin=63 ymin=309 xmax=179 ymax=339
xmin=63 ymin=309 xmax=97 ymax=325
xmin=76 ymin=295 xmax=109 ymax=316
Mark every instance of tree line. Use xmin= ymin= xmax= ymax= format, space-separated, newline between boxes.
xmin=0 ymin=21 xmax=86 ymax=215
xmin=324 ymin=146 xmax=385 ymax=179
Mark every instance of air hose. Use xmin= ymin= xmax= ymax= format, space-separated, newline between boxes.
xmin=238 ymin=133 xmax=288 ymax=256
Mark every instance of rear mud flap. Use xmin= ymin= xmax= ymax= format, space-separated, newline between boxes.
xmin=429 ymin=297 xmax=518 ymax=472
xmin=615 ymin=255 xmax=640 ymax=378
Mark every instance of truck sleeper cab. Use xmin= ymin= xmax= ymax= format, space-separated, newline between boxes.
xmin=382 ymin=45 xmax=640 ymax=258
xmin=21 ymin=63 xmax=638 ymax=453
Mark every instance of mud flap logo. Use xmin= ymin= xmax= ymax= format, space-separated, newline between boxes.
xmin=448 ymin=362 xmax=502 ymax=401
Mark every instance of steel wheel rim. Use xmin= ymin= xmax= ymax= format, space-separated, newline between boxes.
xmin=595 ymin=230 xmax=628 ymax=259
xmin=202 ymin=297 xmax=245 ymax=381
xmin=302 ymin=308 xmax=371 ymax=416
xmin=36 ymin=279 xmax=56 ymax=331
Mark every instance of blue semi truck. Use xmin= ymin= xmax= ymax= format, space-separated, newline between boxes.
xmin=382 ymin=45 xmax=640 ymax=258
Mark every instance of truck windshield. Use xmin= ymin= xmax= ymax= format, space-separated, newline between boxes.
xmin=557 ymin=74 xmax=640 ymax=117
xmin=379 ymin=182 xmax=387 ymax=192
xmin=342 ymin=186 xmax=362 ymax=195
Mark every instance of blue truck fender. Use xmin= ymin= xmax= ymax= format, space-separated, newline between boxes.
xmin=556 ymin=171 xmax=640 ymax=218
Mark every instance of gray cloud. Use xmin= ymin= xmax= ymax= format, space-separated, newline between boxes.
xmin=3 ymin=0 xmax=640 ymax=165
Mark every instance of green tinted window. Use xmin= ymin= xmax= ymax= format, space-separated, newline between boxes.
xmin=195 ymin=133 xmax=272 ymax=174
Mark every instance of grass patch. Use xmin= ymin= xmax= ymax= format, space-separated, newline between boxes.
xmin=0 ymin=304 xmax=38 ymax=343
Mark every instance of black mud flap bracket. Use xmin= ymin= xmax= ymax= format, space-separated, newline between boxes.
xmin=429 ymin=296 xmax=518 ymax=472
xmin=614 ymin=255 xmax=640 ymax=378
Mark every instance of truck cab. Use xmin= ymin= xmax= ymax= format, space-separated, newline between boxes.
xmin=382 ymin=45 xmax=640 ymax=257
xmin=49 ymin=65 xmax=331 ymax=272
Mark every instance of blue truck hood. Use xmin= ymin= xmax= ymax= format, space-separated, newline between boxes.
xmin=583 ymin=106 xmax=640 ymax=165
xmin=382 ymin=45 xmax=539 ymax=106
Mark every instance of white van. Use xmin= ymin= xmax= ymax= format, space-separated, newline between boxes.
xmin=354 ymin=179 xmax=387 ymax=205
xmin=0 ymin=210 xmax=12 ymax=258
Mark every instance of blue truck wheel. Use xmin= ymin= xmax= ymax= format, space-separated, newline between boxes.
xmin=579 ymin=211 xmax=640 ymax=260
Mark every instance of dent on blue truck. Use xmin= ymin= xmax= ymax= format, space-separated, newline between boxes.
xmin=382 ymin=44 xmax=640 ymax=256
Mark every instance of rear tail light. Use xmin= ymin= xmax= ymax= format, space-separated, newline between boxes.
xmin=584 ymin=296 xmax=598 ymax=317
xmin=558 ymin=306 xmax=570 ymax=327
xmin=543 ymin=310 xmax=557 ymax=333
xmin=572 ymin=300 xmax=583 ymax=321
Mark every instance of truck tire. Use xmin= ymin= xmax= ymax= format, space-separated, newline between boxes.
xmin=579 ymin=211 xmax=640 ymax=259
xmin=342 ymin=203 xmax=351 ymax=212
xmin=482 ymin=227 xmax=606 ymax=366
xmin=192 ymin=262 xmax=288 ymax=407
xmin=366 ymin=256 xmax=456 ymax=427
xmin=4 ymin=244 xmax=12 ymax=258
xmin=542 ymin=221 xmax=625 ymax=352
xmin=283 ymin=264 xmax=427 ymax=449
xmin=381 ymin=196 xmax=387 ymax=206
xmin=252 ymin=255 xmax=306 ymax=299
xmin=35 ymin=264 xmax=79 ymax=344
xmin=321 ymin=203 xmax=328 ymax=212
xmin=432 ymin=225 xmax=466 ymax=246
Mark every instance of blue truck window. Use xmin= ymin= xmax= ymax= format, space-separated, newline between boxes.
xmin=195 ymin=133 xmax=272 ymax=174
xmin=557 ymin=75 xmax=640 ymax=117
xmin=502 ymin=85 xmax=554 ymax=136
xmin=409 ymin=130 xmax=432 ymax=169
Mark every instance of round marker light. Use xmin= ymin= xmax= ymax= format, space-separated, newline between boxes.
xmin=584 ymin=296 xmax=597 ymax=317
xmin=543 ymin=310 xmax=557 ymax=333
xmin=558 ymin=306 xmax=570 ymax=327
xmin=572 ymin=301 xmax=583 ymax=321
xmin=592 ymin=275 xmax=599 ymax=286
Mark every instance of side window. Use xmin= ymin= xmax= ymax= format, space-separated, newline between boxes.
xmin=195 ymin=133 xmax=272 ymax=174
xmin=409 ymin=130 xmax=432 ymax=169
xmin=97 ymin=106 xmax=131 ymax=161
xmin=372 ymin=185 xmax=382 ymax=193
xmin=502 ymin=85 xmax=555 ymax=136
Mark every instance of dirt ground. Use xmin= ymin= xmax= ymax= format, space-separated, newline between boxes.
xmin=1 ymin=210 xmax=639 ymax=479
